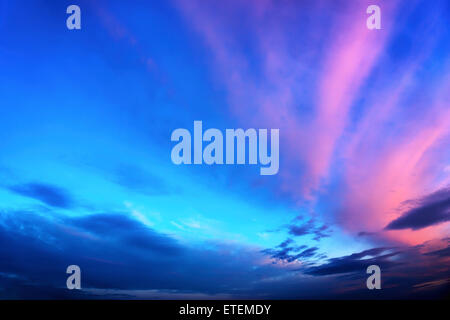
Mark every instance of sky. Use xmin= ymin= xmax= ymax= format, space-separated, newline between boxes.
xmin=0 ymin=0 xmax=449 ymax=299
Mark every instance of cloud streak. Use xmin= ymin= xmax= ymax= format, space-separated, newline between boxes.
xmin=386 ymin=187 xmax=450 ymax=230
xmin=7 ymin=183 xmax=74 ymax=209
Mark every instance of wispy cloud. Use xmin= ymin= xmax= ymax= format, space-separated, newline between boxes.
xmin=7 ymin=183 xmax=74 ymax=209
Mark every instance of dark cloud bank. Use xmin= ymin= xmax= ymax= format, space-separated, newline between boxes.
xmin=386 ymin=187 xmax=450 ymax=230
xmin=8 ymin=183 xmax=74 ymax=209
xmin=0 ymin=207 xmax=449 ymax=299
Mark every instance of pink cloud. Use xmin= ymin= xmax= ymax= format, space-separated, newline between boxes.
xmin=176 ymin=0 xmax=400 ymax=198
xmin=340 ymin=76 xmax=450 ymax=244
xmin=176 ymin=0 xmax=449 ymax=245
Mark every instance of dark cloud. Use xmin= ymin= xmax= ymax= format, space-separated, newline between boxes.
xmin=0 ymin=209 xmax=290 ymax=298
xmin=0 ymin=209 xmax=449 ymax=299
xmin=288 ymin=224 xmax=311 ymax=236
xmin=277 ymin=238 xmax=294 ymax=248
xmin=357 ymin=231 xmax=377 ymax=237
xmin=70 ymin=213 xmax=181 ymax=254
xmin=303 ymin=247 xmax=400 ymax=276
xmin=424 ymin=246 xmax=450 ymax=258
xmin=286 ymin=218 xmax=332 ymax=241
xmin=312 ymin=224 xmax=331 ymax=241
xmin=385 ymin=187 xmax=450 ymax=230
xmin=7 ymin=183 xmax=74 ymax=208
xmin=262 ymin=239 xmax=318 ymax=262
xmin=295 ymin=247 xmax=318 ymax=259
xmin=260 ymin=237 xmax=450 ymax=298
